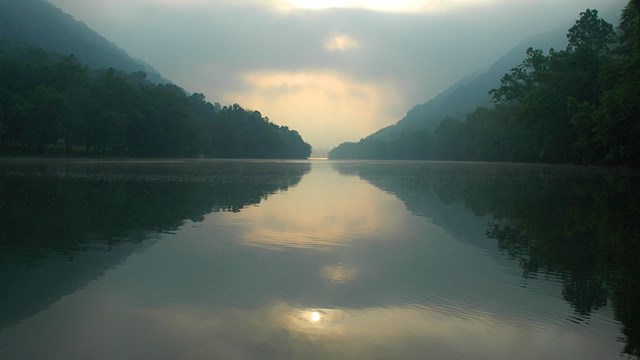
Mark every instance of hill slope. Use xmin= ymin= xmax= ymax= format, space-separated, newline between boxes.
xmin=356 ymin=3 xmax=625 ymax=145
xmin=369 ymin=27 xmax=568 ymax=142
xmin=0 ymin=0 xmax=168 ymax=83
xmin=0 ymin=0 xmax=312 ymax=158
xmin=330 ymin=3 xmax=635 ymax=165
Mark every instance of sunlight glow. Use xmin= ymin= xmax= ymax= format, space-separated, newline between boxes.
xmin=284 ymin=307 xmax=344 ymax=333
xmin=61 ymin=0 xmax=499 ymax=14
xmin=311 ymin=311 xmax=321 ymax=323
xmin=125 ymin=301 xmax=618 ymax=359
xmin=279 ymin=0 xmax=498 ymax=13
xmin=325 ymin=35 xmax=360 ymax=52
xmin=223 ymin=71 xmax=402 ymax=149
xmin=233 ymin=165 xmax=409 ymax=251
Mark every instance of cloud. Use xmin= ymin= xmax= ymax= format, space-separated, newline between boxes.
xmin=223 ymin=71 xmax=403 ymax=148
xmin=324 ymin=35 xmax=360 ymax=52
xmin=48 ymin=0 xmax=626 ymax=148
xmin=279 ymin=0 xmax=500 ymax=13
xmin=52 ymin=0 xmax=501 ymax=15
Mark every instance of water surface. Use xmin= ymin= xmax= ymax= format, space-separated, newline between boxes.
xmin=0 ymin=159 xmax=638 ymax=359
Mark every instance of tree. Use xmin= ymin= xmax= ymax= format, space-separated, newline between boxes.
xmin=487 ymin=9 xmax=616 ymax=163
xmin=433 ymin=117 xmax=465 ymax=160
xmin=0 ymin=102 xmax=4 ymax=147
xmin=28 ymin=86 xmax=68 ymax=154
xmin=597 ymin=0 xmax=640 ymax=165
xmin=0 ymin=46 xmax=312 ymax=158
xmin=489 ymin=48 xmax=549 ymax=105
xmin=567 ymin=9 xmax=615 ymax=55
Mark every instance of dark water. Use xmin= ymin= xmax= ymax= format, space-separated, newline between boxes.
xmin=0 ymin=159 xmax=638 ymax=360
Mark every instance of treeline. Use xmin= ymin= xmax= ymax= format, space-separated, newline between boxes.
xmin=330 ymin=2 xmax=640 ymax=166
xmin=0 ymin=49 xmax=311 ymax=158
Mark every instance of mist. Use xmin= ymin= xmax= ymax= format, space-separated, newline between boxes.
xmin=47 ymin=0 xmax=624 ymax=149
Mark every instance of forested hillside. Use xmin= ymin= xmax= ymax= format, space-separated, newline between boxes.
xmin=0 ymin=50 xmax=311 ymax=158
xmin=0 ymin=0 xmax=311 ymax=158
xmin=331 ymin=2 xmax=639 ymax=166
xmin=0 ymin=0 xmax=166 ymax=83
xmin=369 ymin=28 xmax=568 ymax=142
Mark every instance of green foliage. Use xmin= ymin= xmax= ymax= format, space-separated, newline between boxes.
xmin=489 ymin=48 xmax=549 ymax=105
xmin=331 ymin=4 xmax=639 ymax=166
xmin=567 ymin=9 xmax=616 ymax=55
xmin=597 ymin=0 xmax=640 ymax=165
xmin=0 ymin=49 xmax=311 ymax=159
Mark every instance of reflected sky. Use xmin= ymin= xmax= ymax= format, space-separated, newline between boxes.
xmin=222 ymin=161 xmax=410 ymax=251
xmin=0 ymin=298 xmax=621 ymax=360
xmin=0 ymin=160 xmax=632 ymax=359
xmin=47 ymin=0 xmax=624 ymax=149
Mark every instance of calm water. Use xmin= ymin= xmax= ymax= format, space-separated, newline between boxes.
xmin=0 ymin=159 xmax=638 ymax=360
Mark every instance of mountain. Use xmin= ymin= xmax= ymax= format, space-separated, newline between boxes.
xmin=0 ymin=0 xmax=312 ymax=158
xmin=356 ymin=3 xmax=625 ymax=144
xmin=368 ymin=28 xmax=568 ymax=142
xmin=0 ymin=0 xmax=168 ymax=83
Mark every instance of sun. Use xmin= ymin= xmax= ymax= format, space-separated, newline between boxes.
xmin=310 ymin=311 xmax=321 ymax=323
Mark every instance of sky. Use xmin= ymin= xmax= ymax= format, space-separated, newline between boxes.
xmin=48 ymin=0 xmax=623 ymax=149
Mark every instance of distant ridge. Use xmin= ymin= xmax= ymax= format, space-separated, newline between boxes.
xmin=368 ymin=27 xmax=568 ymax=142
xmin=362 ymin=2 xmax=624 ymax=144
xmin=0 ymin=0 xmax=169 ymax=83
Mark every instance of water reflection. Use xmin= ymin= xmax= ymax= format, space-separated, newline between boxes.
xmin=335 ymin=161 xmax=640 ymax=358
xmin=0 ymin=159 xmax=310 ymax=327
xmin=285 ymin=307 xmax=346 ymax=333
xmin=0 ymin=160 xmax=638 ymax=360
xmin=11 ymin=297 xmax=611 ymax=360
xmin=273 ymin=302 xmax=620 ymax=360
xmin=321 ymin=264 xmax=358 ymax=284
xmin=229 ymin=163 xmax=408 ymax=251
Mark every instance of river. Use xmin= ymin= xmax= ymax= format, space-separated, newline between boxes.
xmin=0 ymin=159 xmax=638 ymax=359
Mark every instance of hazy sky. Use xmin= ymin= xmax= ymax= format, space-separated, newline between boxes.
xmin=48 ymin=0 xmax=623 ymax=149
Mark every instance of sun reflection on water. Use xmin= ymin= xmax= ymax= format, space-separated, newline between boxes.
xmin=282 ymin=307 xmax=348 ymax=335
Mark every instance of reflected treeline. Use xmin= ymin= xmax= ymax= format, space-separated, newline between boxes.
xmin=0 ymin=160 xmax=310 ymax=256
xmin=335 ymin=162 xmax=640 ymax=358
xmin=0 ymin=159 xmax=310 ymax=325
